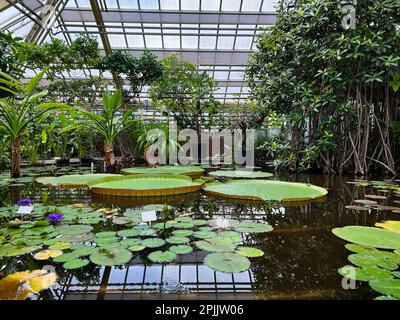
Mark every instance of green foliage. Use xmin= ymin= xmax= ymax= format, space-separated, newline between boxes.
xmin=149 ymin=54 xmax=218 ymax=132
xmin=97 ymin=49 xmax=163 ymax=100
xmin=247 ymin=0 xmax=400 ymax=174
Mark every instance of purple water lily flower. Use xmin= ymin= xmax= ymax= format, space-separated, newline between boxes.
xmin=47 ymin=212 xmax=64 ymax=224
xmin=17 ymin=198 xmax=33 ymax=206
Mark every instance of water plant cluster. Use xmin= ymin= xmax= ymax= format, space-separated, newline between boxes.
xmin=333 ymin=179 xmax=400 ymax=300
xmin=0 ymin=200 xmax=272 ymax=299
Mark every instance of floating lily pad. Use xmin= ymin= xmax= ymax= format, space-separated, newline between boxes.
xmin=169 ymin=245 xmax=193 ymax=255
xmin=53 ymin=252 xmax=81 ymax=263
xmin=354 ymin=199 xmax=378 ymax=205
xmin=172 ymin=229 xmax=193 ymax=237
xmin=49 ymin=242 xmax=72 ymax=250
xmin=195 ymin=238 xmax=236 ymax=252
xmin=193 ymin=230 xmax=217 ymax=239
xmin=210 ymin=170 xmax=273 ymax=179
xmin=369 ymin=279 xmax=400 ymax=297
xmin=117 ymin=229 xmax=140 ymax=237
xmin=90 ymin=248 xmax=132 ymax=266
xmin=345 ymin=205 xmax=369 ymax=211
xmin=332 ymin=226 xmax=400 ymax=249
xmin=0 ymin=244 xmax=41 ymax=257
xmin=204 ymin=253 xmax=250 ymax=273
xmin=166 ymin=236 xmax=190 ymax=244
xmin=57 ymin=233 xmax=95 ymax=243
xmin=348 ymin=253 xmax=398 ymax=270
xmin=95 ymin=231 xmax=117 ymax=238
xmin=0 ymin=270 xmax=57 ymax=300
xmin=121 ymin=165 xmax=205 ymax=179
xmin=88 ymin=175 xmax=205 ymax=197
xmin=128 ymin=245 xmax=145 ymax=252
xmin=36 ymin=174 xmax=121 ymax=188
xmin=119 ymin=239 xmax=141 ymax=248
xmin=345 ymin=244 xmax=378 ymax=254
xmin=375 ymin=221 xmax=400 ymax=233
xmin=234 ymin=222 xmax=273 ymax=233
xmin=365 ymin=195 xmax=387 ymax=200
xmin=203 ymin=180 xmax=328 ymax=202
xmin=33 ymin=249 xmax=63 ymax=260
xmin=55 ymin=225 xmax=93 ymax=236
xmin=147 ymin=250 xmax=176 ymax=263
xmin=141 ymin=238 xmax=165 ymax=248
xmin=63 ymin=258 xmax=90 ymax=269
xmin=236 ymin=247 xmax=264 ymax=257
xmin=217 ymin=231 xmax=242 ymax=243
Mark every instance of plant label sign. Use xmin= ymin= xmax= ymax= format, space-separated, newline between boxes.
xmin=17 ymin=206 xmax=34 ymax=215
xmin=142 ymin=211 xmax=157 ymax=222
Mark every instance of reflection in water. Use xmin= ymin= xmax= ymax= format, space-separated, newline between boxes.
xmin=1 ymin=171 xmax=398 ymax=300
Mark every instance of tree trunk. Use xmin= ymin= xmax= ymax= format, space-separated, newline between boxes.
xmin=103 ymin=143 xmax=116 ymax=173
xmin=195 ymin=100 xmax=201 ymax=163
xmin=11 ymin=136 xmax=21 ymax=178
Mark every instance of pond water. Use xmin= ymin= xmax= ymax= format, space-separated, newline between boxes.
xmin=0 ymin=165 xmax=398 ymax=300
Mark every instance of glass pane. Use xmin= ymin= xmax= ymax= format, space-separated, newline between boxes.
xmin=217 ymin=36 xmax=234 ymax=49
xmin=145 ymin=35 xmax=163 ymax=48
xmin=201 ymin=0 xmax=221 ymax=11
xmin=221 ymin=0 xmax=241 ymax=11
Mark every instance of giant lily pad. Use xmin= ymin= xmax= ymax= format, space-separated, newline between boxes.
xmin=36 ymin=174 xmax=121 ymax=188
xmin=90 ymin=247 xmax=132 ymax=266
xmin=209 ymin=170 xmax=273 ymax=179
xmin=204 ymin=253 xmax=250 ymax=273
xmin=33 ymin=249 xmax=63 ymax=260
xmin=88 ymin=175 xmax=205 ymax=197
xmin=0 ymin=244 xmax=41 ymax=257
xmin=332 ymin=226 xmax=400 ymax=249
xmin=166 ymin=236 xmax=190 ymax=244
xmin=147 ymin=250 xmax=177 ymax=263
xmin=121 ymin=165 xmax=205 ymax=179
xmin=195 ymin=238 xmax=236 ymax=252
xmin=203 ymin=180 xmax=328 ymax=202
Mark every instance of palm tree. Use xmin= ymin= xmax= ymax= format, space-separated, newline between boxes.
xmin=0 ymin=69 xmax=71 ymax=178
xmin=62 ymin=89 xmax=140 ymax=172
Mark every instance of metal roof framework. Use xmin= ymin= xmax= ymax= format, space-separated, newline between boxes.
xmin=0 ymin=0 xmax=278 ymax=105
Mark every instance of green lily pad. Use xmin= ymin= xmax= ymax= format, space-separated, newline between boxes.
xmin=210 ymin=170 xmax=274 ymax=179
xmin=63 ymin=258 xmax=90 ymax=269
xmin=0 ymin=244 xmax=41 ymax=257
xmin=169 ymin=245 xmax=193 ymax=255
xmin=217 ymin=231 xmax=242 ymax=243
xmin=234 ymin=222 xmax=273 ymax=233
xmin=128 ymin=245 xmax=145 ymax=252
xmin=53 ymin=252 xmax=81 ymax=263
xmin=348 ymin=253 xmax=398 ymax=270
xmin=204 ymin=253 xmax=250 ymax=273
xmin=172 ymin=229 xmax=194 ymax=237
xmin=166 ymin=236 xmax=190 ymax=244
xmin=90 ymin=248 xmax=132 ymax=266
xmin=195 ymin=238 xmax=236 ymax=252
xmin=192 ymin=230 xmax=216 ymax=239
xmin=141 ymin=238 xmax=166 ymax=248
xmin=55 ymin=225 xmax=93 ymax=236
xmin=57 ymin=233 xmax=95 ymax=243
xmin=95 ymin=231 xmax=117 ymax=238
xmin=119 ymin=239 xmax=141 ymax=248
xmin=147 ymin=250 xmax=177 ymax=263
xmin=236 ymin=247 xmax=264 ymax=257
xmin=48 ymin=242 xmax=72 ymax=250
xmin=332 ymin=226 xmax=400 ymax=249
xmin=203 ymin=180 xmax=328 ymax=202
xmin=345 ymin=243 xmax=378 ymax=254
xmin=369 ymin=279 xmax=400 ymax=297
xmin=117 ymin=229 xmax=140 ymax=237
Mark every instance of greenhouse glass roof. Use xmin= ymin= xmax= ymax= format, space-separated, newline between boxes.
xmin=0 ymin=0 xmax=278 ymax=104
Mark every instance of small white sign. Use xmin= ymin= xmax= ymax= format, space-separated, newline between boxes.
xmin=141 ymin=210 xmax=157 ymax=222
xmin=17 ymin=206 xmax=34 ymax=214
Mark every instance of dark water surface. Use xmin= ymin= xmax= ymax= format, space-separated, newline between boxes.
xmin=1 ymin=166 xmax=398 ymax=300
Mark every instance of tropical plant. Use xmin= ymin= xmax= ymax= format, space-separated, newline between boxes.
xmin=247 ymin=0 xmax=400 ymax=175
xmin=149 ymin=54 xmax=217 ymax=140
xmin=61 ymin=89 xmax=140 ymax=172
xmin=137 ymin=120 xmax=181 ymax=164
xmin=0 ymin=69 xmax=71 ymax=177
xmin=97 ymin=49 xmax=163 ymax=104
